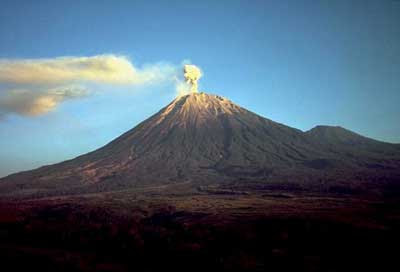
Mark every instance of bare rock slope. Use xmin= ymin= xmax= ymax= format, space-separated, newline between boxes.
xmin=1 ymin=92 xmax=399 ymax=197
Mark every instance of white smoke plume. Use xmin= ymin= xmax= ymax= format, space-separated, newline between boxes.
xmin=175 ymin=64 xmax=203 ymax=97
xmin=184 ymin=64 xmax=202 ymax=93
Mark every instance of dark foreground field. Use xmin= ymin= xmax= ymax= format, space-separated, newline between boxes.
xmin=1 ymin=186 xmax=399 ymax=272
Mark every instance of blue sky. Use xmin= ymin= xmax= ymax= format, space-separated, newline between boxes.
xmin=0 ymin=0 xmax=399 ymax=177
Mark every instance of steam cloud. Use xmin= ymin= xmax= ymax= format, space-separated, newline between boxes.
xmin=0 ymin=55 xmax=205 ymax=117
xmin=0 ymin=86 xmax=89 ymax=116
xmin=0 ymin=55 xmax=177 ymax=117
xmin=0 ymin=55 xmax=175 ymax=85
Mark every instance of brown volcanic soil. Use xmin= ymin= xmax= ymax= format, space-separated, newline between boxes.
xmin=0 ymin=188 xmax=399 ymax=272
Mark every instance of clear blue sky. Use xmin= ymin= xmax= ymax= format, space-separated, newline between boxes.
xmin=0 ymin=0 xmax=399 ymax=177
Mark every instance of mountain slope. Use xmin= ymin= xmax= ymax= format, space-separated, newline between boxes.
xmin=305 ymin=125 xmax=400 ymax=168
xmin=1 ymin=92 xmax=399 ymax=197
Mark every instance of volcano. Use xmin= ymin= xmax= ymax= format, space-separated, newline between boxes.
xmin=1 ymin=92 xmax=400 ymax=197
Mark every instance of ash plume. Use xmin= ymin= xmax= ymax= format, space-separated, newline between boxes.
xmin=184 ymin=65 xmax=202 ymax=93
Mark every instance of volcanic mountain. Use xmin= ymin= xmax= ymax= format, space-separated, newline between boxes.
xmin=1 ymin=92 xmax=399 ymax=197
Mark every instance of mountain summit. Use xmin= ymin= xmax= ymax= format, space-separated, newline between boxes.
xmin=1 ymin=92 xmax=399 ymax=197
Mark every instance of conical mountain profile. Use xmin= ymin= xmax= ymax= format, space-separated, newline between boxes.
xmin=1 ymin=92 xmax=399 ymax=197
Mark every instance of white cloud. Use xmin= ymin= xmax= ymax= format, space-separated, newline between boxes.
xmin=0 ymin=54 xmax=179 ymax=117
xmin=0 ymin=86 xmax=89 ymax=116
xmin=175 ymin=80 xmax=192 ymax=97
xmin=0 ymin=55 xmax=176 ymax=85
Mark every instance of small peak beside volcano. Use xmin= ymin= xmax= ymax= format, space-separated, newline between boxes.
xmin=306 ymin=125 xmax=384 ymax=145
